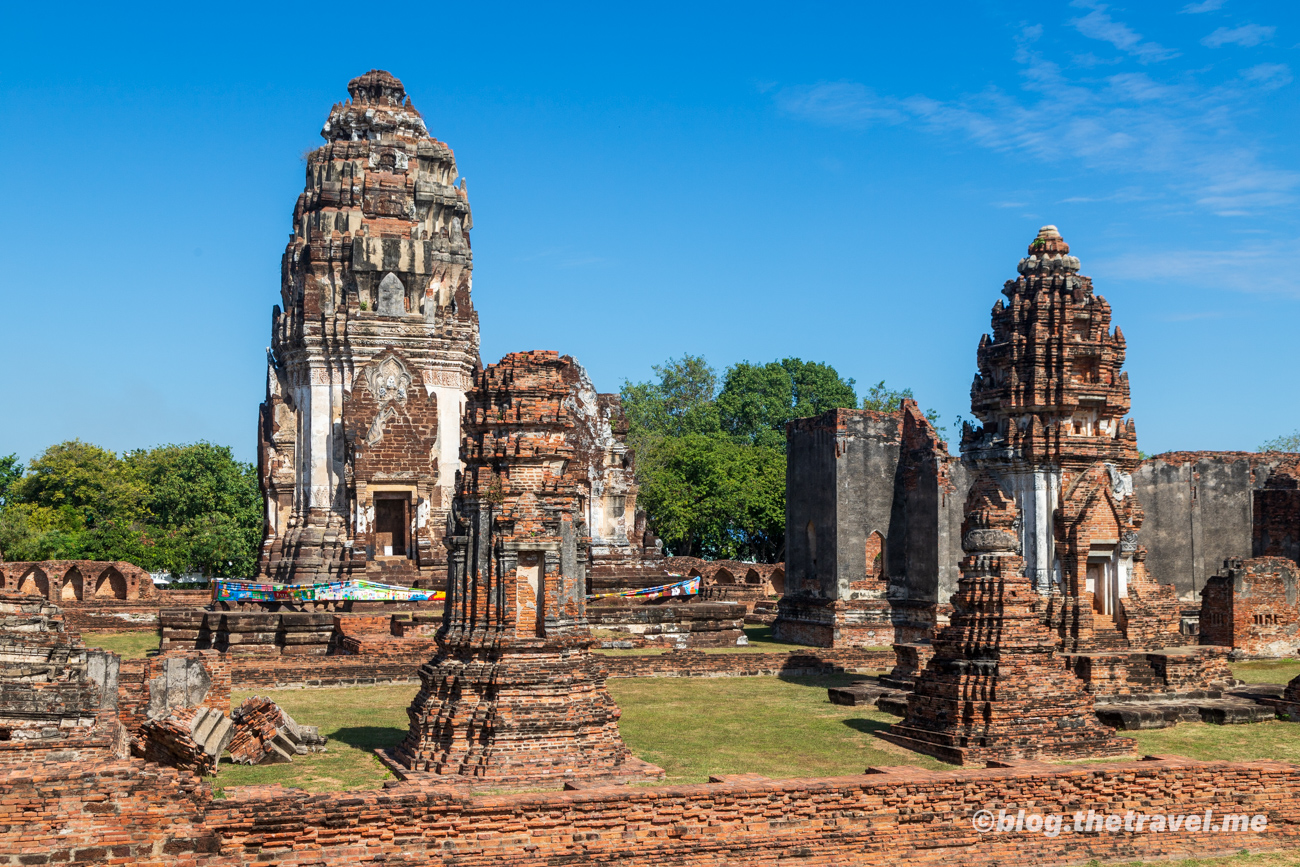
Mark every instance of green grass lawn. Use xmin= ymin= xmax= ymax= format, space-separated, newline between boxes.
xmin=1099 ymin=855 xmax=1300 ymax=867
xmin=82 ymin=631 xmax=160 ymax=659
xmin=212 ymin=665 xmax=1300 ymax=796
xmin=216 ymin=685 xmax=411 ymax=794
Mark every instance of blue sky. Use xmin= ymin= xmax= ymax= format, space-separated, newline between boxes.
xmin=3 ymin=1 xmax=1297 ymax=464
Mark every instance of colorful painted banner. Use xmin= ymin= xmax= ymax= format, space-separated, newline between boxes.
xmin=586 ymin=575 xmax=700 ymax=601
xmin=214 ymin=578 xmax=444 ymax=603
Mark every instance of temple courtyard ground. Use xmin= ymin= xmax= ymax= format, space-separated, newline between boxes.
xmin=78 ymin=630 xmax=1300 ymax=807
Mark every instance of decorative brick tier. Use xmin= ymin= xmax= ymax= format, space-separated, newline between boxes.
xmin=881 ymin=476 xmax=1135 ymax=764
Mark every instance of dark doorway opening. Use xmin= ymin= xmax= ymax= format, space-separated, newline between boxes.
xmin=374 ymin=496 xmax=409 ymax=556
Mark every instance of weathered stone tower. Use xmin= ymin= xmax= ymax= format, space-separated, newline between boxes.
xmin=391 ymin=351 xmax=662 ymax=788
xmin=256 ymin=70 xmax=479 ymax=586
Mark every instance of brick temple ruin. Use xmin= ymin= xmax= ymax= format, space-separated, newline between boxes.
xmin=389 ymin=351 xmax=663 ymax=788
xmin=784 ymin=227 xmax=1244 ymax=739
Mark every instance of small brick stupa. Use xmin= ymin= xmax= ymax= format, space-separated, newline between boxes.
xmin=389 ymin=351 xmax=663 ymax=788
xmin=879 ymin=475 xmax=1136 ymax=765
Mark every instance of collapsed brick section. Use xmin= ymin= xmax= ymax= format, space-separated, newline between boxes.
xmin=0 ymin=592 xmax=125 ymax=763
xmin=881 ymin=476 xmax=1135 ymax=764
xmin=227 ymin=696 xmax=326 ymax=765
xmin=257 ymin=69 xmax=480 ymax=588
xmin=587 ymin=601 xmax=746 ymax=647
xmin=391 ymin=351 xmax=663 ymax=788
xmin=137 ymin=705 xmax=233 ymax=776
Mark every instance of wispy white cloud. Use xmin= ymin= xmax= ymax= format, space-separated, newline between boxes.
xmin=773 ymin=82 xmax=902 ymax=128
xmin=774 ymin=11 xmax=1300 ymax=221
xmin=1203 ymin=23 xmax=1275 ymax=47
xmin=1103 ymin=239 xmax=1300 ymax=297
xmin=1180 ymin=0 xmax=1226 ymax=13
xmin=1070 ymin=5 xmax=1178 ymax=63
xmin=1240 ymin=62 xmax=1293 ymax=89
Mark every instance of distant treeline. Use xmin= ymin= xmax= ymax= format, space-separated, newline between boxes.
xmin=0 ymin=442 xmax=261 ymax=578
xmin=620 ymin=355 xmax=938 ymax=563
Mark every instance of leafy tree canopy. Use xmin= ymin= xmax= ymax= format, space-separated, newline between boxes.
xmin=1259 ymin=430 xmax=1300 ymax=453
xmin=717 ymin=359 xmax=858 ymax=451
xmin=0 ymin=440 xmax=260 ymax=577
xmin=622 ymin=356 xmax=861 ymax=562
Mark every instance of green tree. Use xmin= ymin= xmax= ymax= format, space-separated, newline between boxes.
xmin=716 ymin=358 xmax=858 ymax=451
xmin=126 ymin=442 xmax=262 ymax=578
xmin=621 ymin=356 xmax=856 ymax=561
xmin=0 ymin=440 xmax=261 ymax=576
xmin=620 ymin=354 xmax=721 ymax=445
xmin=6 ymin=441 xmax=149 ymax=564
xmin=1259 ymin=430 xmax=1300 ymax=452
xmin=0 ymin=454 xmax=21 ymax=508
xmin=860 ymin=380 xmax=943 ymax=430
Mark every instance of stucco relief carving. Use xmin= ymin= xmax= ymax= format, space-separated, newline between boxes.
xmin=364 ymin=355 xmax=413 ymax=404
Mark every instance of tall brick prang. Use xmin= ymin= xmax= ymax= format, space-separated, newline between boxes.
xmin=879 ymin=476 xmax=1136 ymax=764
xmin=390 ymin=351 xmax=663 ymax=788
xmin=962 ymin=225 xmax=1184 ymax=651
xmin=257 ymin=70 xmax=480 ymax=588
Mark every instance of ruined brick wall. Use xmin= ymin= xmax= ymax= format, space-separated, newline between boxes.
xmin=222 ymin=646 xmax=894 ymax=688
xmin=0 ymin=560 xmax=155 ymax=602
xmin=663 ymin=557 xmax=785 ymax=595
xmin=4 ymin=757 xmax=1299 ymax=867
xmin=777 ymin=404 xmax=963 ymax=647
xmin=1135 ymin=452 xmax=1300 ymax=599
xmin=257 ymin=69 xmax=480 ymax=588
xmin=1200 ymin=557 xmax=1300 ymax=658
xmin=1254 ymin=471 xmax=1300 ymax=563
xmin=587 ymin=601 xmax=745 ymax=647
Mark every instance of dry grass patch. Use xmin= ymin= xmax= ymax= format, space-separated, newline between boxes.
xmin=1232 ymin=659 xmax=1300 ymax=685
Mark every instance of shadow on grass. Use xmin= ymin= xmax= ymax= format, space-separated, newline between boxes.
xmin=776 ymin=673 xmax=869 ymax=690
xmin=841 ymin=717 xmax=895 ymax=735
xmin=329 ymin=725 xmax=406 ymax=751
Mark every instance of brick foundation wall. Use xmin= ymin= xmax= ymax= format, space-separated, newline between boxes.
xmin=225 ymin=647 xmax=897 ymax=688
xmin=3 ymin=756 xmax=1298 ymax=866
